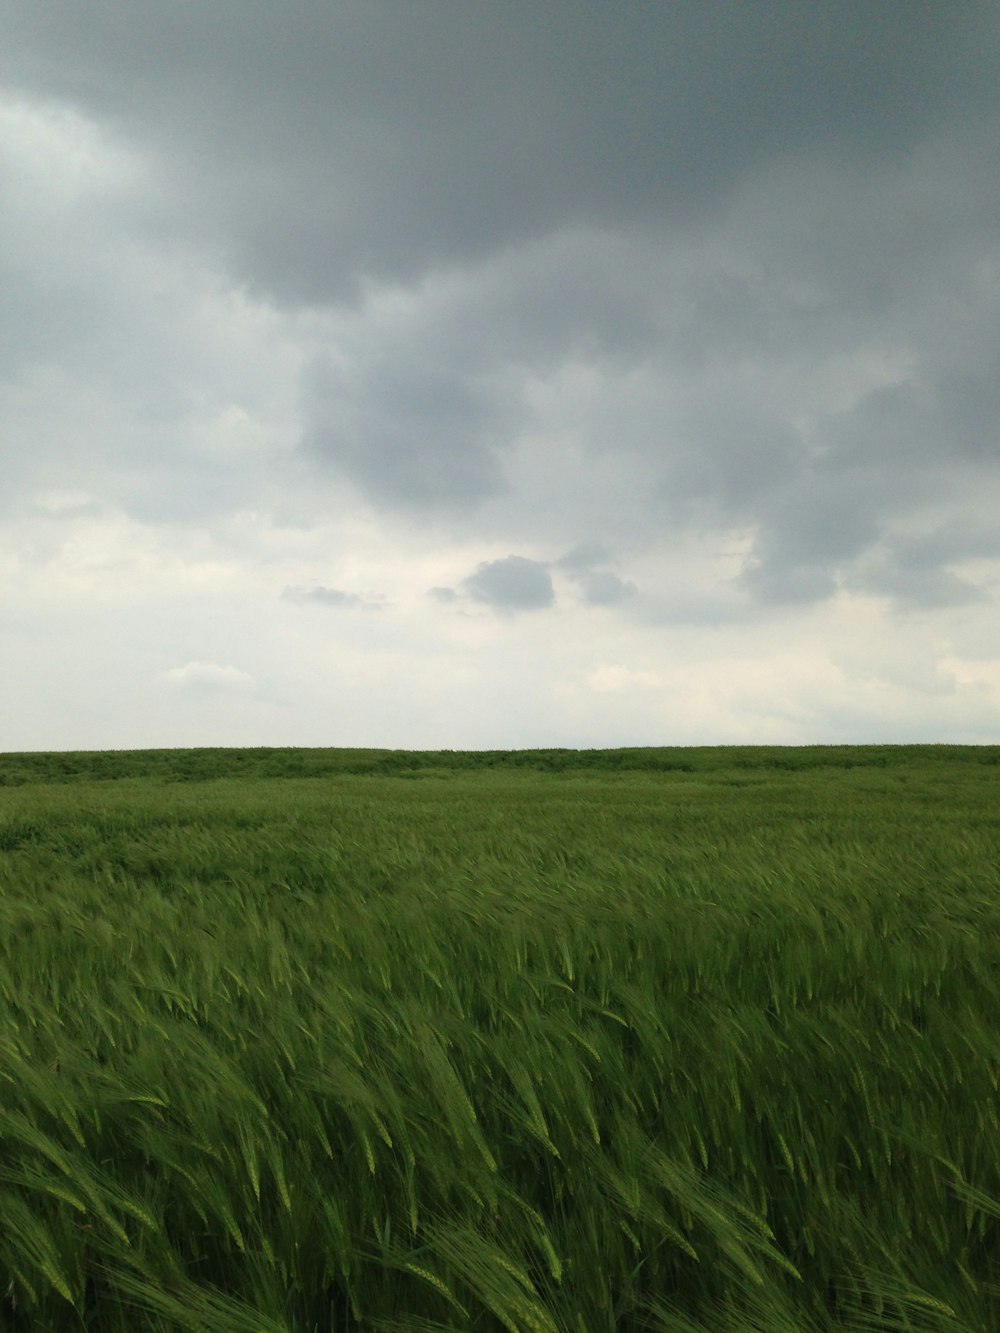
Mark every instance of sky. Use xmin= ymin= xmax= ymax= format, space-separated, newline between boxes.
xmin=2 ymin=1 xmax=1000 ymax=751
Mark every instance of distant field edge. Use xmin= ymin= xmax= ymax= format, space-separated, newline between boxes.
xmin=1 ymin=742 xmax=998 ymax=785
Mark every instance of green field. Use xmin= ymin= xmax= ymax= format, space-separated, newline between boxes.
xmin=1 ymin=746 xmax=998 ymax=1331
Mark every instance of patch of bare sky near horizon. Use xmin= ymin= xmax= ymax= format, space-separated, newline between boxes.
xmin=2 ymin=1 xmax=999 ymax=747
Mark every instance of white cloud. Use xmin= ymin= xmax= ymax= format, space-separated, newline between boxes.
xmin=588 ymin=666 xmax=661 ymax=695
xmin=939 ymin=656 xmax=1000 ymax=697
xmin=156 ymin=662 xmax=256 ymax=695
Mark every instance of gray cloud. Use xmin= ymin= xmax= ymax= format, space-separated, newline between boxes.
xmin=556 ymin=544 xmax=637 ymax=607
xmin=578 ymin=571 xmax=637 ymax=608
xmin=303 ymin=351 xmax=509 ymax=510
xmin=463 ymin=556 xmax=555 ymax=612
xmin=851 ymin=525 xmax=1000 ymax=611
xmin=863 ymin=561 xmax=987 ymax=613
xmin=282 ymin=586 xmax=384 ymax=611
xmin=557 ymin=542 xmax=613 ymax=573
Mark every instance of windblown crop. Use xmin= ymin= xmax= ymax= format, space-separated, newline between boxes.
xmin=0 ymin=746 xmax=998 ymax=1330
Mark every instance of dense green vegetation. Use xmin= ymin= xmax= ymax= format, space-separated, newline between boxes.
xmin=1 ymin=746 xmax=998 ymax=1330
xmin=3 ymin=743 xmax=999 ymax=787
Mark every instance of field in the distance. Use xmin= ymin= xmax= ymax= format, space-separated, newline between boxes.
xmin=0 ymin=745 xmax=998 ymax=1331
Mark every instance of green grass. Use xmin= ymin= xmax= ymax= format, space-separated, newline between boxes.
xmin=0 ymin=746 xmax=998 ymax=1329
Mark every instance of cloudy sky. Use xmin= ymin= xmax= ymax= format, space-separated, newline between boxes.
xmin=3 ymin=2 xmax=1000 ymax=751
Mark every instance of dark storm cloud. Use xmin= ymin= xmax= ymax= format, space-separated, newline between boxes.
xmin=463 ymin=556 xmax=554 ymax=612
xmin=2 ymin=1 xmax=999 ymax=611
xmin=3 ymin=1 xmax=994 ymax=302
